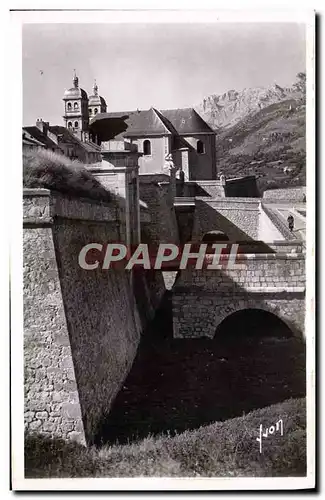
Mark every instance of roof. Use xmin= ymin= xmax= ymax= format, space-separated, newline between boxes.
xmin=22 ymin=130 xmax=46 ymax=148
xmin=89 ymin=107 xmax=214 ymax=141
xmin=63 ymin=87 xmax=88 ymax=100
xmin=49 ymin=126 xmax=101 ymax=153
xmin=89 ymin=95 xmax=107 ymax=107
xmin=92 ymin=108 xmax=173 ymax=138
xmin=160 ymin=108 xmax=215 ymax=135
xmin=23 ymin=126 xmax=58 ymax=150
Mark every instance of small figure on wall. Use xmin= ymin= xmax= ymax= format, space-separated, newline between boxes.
xmin=287 ymin=214 xmax=294 ymax=232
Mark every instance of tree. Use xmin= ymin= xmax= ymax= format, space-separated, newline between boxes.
xmin=293 ymin=72 xmax=306 ymax=96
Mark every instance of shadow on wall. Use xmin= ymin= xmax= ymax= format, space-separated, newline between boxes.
xmin=191 ymin=200 xmax=275 ymax=253
xmin=132 ymin=268 xmax=166 ymax=329
xmin=176 ymin=182 xmax=212 ymax=197
xmin=200 ymin=231 xmax=275 ymax=254
xmin=52 ymin=220 xmax=141 ymax=444
xmin=192 ymin=199 xmax=254 ymax=242
xmin=225 ymin=177 xmax=259 ymax=198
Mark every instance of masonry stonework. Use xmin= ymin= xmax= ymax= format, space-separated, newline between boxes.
xmin=191 ymin=198 xmax=260 ymax=241
xmin=172 ymin=255 xmax=305 ymax=339
xmin=139 ymin=175 xmax=179 ymax=245
xmin=24 ymin=190 xmax=146 ymax=445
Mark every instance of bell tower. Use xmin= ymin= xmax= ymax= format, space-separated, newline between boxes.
xmin=88 ymin=80 xmax=107 ymax=120
xmin=63 ymin=71 xmax=89 ymax=141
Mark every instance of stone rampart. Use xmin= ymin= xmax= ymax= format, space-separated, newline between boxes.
xmin=24 ymin=189 xmax=145 ymax=445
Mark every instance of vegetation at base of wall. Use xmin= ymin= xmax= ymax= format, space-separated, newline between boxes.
xmin=25 ymin=397 xmax=306 ymax=478
xmin=23 ymin=149 xmax=114 ymax=202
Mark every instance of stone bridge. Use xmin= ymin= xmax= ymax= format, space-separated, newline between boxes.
xmin=172 ymin=249 xmax=305 ymax=339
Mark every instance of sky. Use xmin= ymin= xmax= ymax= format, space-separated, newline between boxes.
xmin=22 ymin=22 xmax=306 ymax=126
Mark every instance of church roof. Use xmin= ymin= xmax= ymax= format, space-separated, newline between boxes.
xmin=90 ymin=108 xmax=173 ymax=139
xmin=160 ymin=108 xmax=215 ymax=135
xmin=89 ymin=107 xmax=214 ymax=141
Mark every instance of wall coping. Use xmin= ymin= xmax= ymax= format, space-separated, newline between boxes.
xmin=234 ymin=252 xmax=305 ymax=260
xmin=191 ymin=180 xmax=222 ymax=186
xmin=195 ymin=197 xmax=261 ymax=204
xmin=23 ymin=188 xmax=51 ymax=196
xmin=87 ymin=166 xmax=138 ymax=174
xmin=173 ymin=287 xmax=305 ymax=296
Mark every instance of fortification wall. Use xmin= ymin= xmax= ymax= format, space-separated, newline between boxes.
xmin=263 ymin=186 xmax=306 ymax=202
xmin=194 ymin=180 xmax=225 ymax=198
xmin=139 ymin=176 xmax=179 ymax=245
xmin=23 ymin=189 xmax=143 ymax=445
xmin=139 ymin=176 xmax=180 ymax=292
xmin=191 ymin=198 xmax=260 ymax=241
xmin=172 ymin=254 xmax=305 ymax=339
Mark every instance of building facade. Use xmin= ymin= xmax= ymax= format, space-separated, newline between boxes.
xmin=89 ymin=107 xmax=217 ymax=180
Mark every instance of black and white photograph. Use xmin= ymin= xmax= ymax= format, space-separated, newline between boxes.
xmin=9 ymin=7 xmax=315 ymax=491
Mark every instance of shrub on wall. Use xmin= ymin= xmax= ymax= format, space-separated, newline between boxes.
xmin=23 ymin=149 xmax=114 ymax=202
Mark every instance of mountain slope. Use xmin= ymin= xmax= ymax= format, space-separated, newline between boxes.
xmin=213 ymin=98 xmax=306 ymax=189
xmin=196 ymin=78 xmax=305 ymax=130
xmin=195 ymin=75 xmax=306 ymax=191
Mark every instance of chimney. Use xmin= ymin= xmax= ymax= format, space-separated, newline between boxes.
xmin=36 ymin=118 xmax=50 ymax=136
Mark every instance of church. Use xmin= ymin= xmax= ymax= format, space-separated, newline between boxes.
xmin=62 ymin=73 xmax=217 ymax=180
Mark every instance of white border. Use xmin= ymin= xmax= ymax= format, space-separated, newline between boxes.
xmin=8 ymin=6 xmax=315 ymax=492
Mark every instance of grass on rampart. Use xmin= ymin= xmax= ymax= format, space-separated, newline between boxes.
xmin=23 ymin=149 xmax=113 ymax=202
xmin=25 ymin=397 xmax=306 ymax=478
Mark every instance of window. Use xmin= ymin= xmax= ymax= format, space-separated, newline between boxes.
xmin=74 ymin=121 xmax=79 ymax=128
xmin=197 ymin=140 xmax=205 ymax=154
xmin=89 ymin=108 xmax=92 ymax=115
xmin=74 ymin=102 xmax=79 ymax=110
xmin=143 ymin=139 xmax=151 ymax=156
xmin=67 ymin=121 xmax=72 ymax=128
xmin=67 ymin=102 xmax=72 ymax=111
xmin=94 ymin=108 xmax=98 ymax=115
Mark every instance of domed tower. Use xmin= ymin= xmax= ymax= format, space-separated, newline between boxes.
xmin=63 ymin=71 xmax=89 ymax=140
xmin=88 ymin=80 xmax=107 ymax=120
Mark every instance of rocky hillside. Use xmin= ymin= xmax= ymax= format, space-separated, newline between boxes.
xmin=195 ymin=74 xmax=306 ymax=191
xmin=196 ymin=74 xmax=306 ymax=130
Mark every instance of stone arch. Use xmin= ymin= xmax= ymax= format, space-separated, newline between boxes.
xmin=213 ymin=301 xmax=300 ymax=338
xmin=201 ymin=230 xmax=229 ymax=243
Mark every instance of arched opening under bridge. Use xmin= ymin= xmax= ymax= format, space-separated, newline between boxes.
xmin=202 ymin=230 xmax=229 ymax=243
xmin=214 ymin=308 xmax=293 ymax=342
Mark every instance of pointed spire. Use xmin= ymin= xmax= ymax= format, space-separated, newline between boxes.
xmin=73 ymin=69 xmax=79 ymax=88
xmin=93 ymin=79 xmax=98 ymax=96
